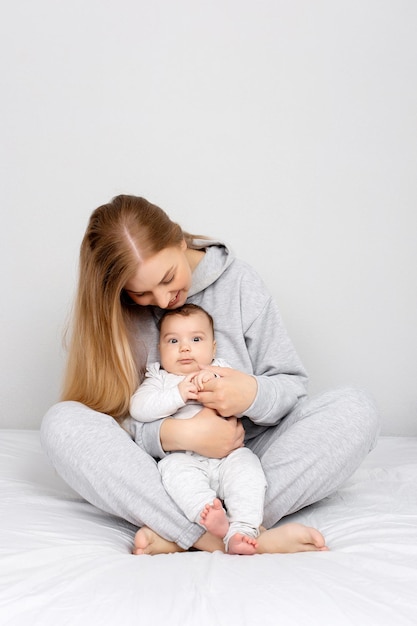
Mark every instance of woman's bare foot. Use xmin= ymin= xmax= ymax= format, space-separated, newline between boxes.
xmin=256 ymin=523 xmax=328 ymax=554
xmin=228 ymin=533 xmax=258 ymax=555
xmin=133 ymin=527 xmax=185 ymax=556
xmin=193 ymin=531 xmax=225 ymax=552
xmin=132 ymin=522 xmax=327 ymax=556
xmin=199 ymin=498 xmax=229 ymax=538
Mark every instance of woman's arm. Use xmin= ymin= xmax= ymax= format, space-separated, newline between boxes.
xmin=160 ymin=408 xmax=245 ymax=458
xmin=240 ymin=295 xmax=308 ymax=424
xmin=190 ymin=260 xmax=309 ymax=426
xmin=198 ymin=289 xmax=308 ymax=425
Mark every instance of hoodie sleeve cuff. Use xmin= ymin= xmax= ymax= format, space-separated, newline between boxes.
xmin=238 ymin=375 xmax=301 ymax=425
xmin=136 ymin=419 xmax=167 ymax=460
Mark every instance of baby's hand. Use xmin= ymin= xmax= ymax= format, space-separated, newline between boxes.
xmin=178 ymin=373 xmax=199 ymax=402
xmin=192 ymin=370 xmax=216 ymax=391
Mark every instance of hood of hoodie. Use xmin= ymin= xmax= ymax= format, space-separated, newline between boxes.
xmin=187 ymin=239 xmax=235 ymax=297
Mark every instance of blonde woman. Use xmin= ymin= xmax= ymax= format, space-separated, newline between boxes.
xmin=41 ymin=195 xmax=380 ymax=555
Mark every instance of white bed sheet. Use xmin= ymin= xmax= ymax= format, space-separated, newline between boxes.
xmin=1 ymin=430 xmax=417 ymax=626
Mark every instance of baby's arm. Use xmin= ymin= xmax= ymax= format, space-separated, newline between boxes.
xmin=130 ymin=375 xmax=188 ymax=422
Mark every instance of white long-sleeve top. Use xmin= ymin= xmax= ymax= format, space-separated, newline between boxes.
xmin=130 ymin=358 xmax=229 ymax=422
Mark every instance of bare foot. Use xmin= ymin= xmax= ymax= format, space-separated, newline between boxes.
xmin=256 ymin=523 xmax=328 ymax=554
xmin=133 ymin=527 xmax=185 ymax=556
xmin=228 ymin=533 xmax=258 ymax=555
xmin=193 ymin=531 xmax=225 ymax=552
xmin=132 ymin=522 xmax=327 ymax=556
xmin=199 ymin=498 xmax=229 ymax=539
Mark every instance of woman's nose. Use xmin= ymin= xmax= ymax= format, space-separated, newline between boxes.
xmin=154 ymin=290 xmax=171 ymax=308
xmin=155 ymin=297 xmax=166 ymax=308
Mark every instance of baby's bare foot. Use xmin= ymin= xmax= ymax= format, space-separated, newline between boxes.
xmin=133 ymin=527 xmax=184 ymax=556
xmin=228 ymin=533 xmax=258 ymax=555
xmin=256 ymin=522 xmax=328 ymax=554
xmin=199 ymin=498 xmax=229 ymax=538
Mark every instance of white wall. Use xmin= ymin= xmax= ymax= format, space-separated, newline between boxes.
xmin=1 ymin=0 xmax=416 ymax=434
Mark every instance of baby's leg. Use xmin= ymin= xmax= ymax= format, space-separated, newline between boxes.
xmin=227 ymin=533 xmax=258 ymax=555
xmin=200 ymin=499 xmax=259 ymax=555
xmin=218 ymin=448 xmax=265 ymax=555
xmin=159 ymin=453 xmax=217 ymax=523
xmin=199 ymin=498 xmax=229 ymax=538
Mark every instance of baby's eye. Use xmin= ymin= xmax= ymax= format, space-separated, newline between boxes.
xmin=192 ymin=337 xmax=202 ymax=342
xmin=168 ymin=338 xmax=178 ymax=344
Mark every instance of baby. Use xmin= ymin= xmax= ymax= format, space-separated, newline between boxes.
xmin=130 ymin=303 xmax=267 ymax=554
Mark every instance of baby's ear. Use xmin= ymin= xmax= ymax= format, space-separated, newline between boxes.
xmin=213 ymin=340 xmax=217 ymax=357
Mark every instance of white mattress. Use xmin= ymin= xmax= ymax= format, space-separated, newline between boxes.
xmin=1 ymin=430 xmax=417 ymax=626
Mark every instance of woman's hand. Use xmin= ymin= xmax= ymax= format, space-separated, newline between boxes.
xmin=196 ymin=366 xmax=258 ymax=417
xmin=160 ymin=408 xmax=245 ymax=458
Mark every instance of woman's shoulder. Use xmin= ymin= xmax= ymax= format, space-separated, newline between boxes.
xmin=192 ymin=244 xmax=269 ymax=302
xmin=222 ymin=254 xmax=267 ymax=289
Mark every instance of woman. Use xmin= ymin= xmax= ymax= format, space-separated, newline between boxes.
xmin=40 ymin=194 xmax=380 ymax=555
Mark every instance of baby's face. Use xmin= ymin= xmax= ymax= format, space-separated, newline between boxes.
xmin=159 ymin=311 xmax=216 ymax=376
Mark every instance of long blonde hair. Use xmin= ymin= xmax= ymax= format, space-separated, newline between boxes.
xmin=62 ymin=195 xmax=190 ymax=422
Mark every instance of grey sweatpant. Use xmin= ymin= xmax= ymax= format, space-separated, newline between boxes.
xmin=159 ymin=447 xmax=267 ymax=548
xmin=40 ymin=386 xmax=380 ymax=549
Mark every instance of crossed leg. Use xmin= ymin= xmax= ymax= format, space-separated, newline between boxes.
xmin=133 ymin=518 xmax=328 ymax=556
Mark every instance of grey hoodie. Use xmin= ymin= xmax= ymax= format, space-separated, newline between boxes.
xmin=135 ymin=239 xmax=308 ymax=458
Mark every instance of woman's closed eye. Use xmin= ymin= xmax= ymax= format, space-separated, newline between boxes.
xmin=162 ymin=274 xmax=175 ymax=285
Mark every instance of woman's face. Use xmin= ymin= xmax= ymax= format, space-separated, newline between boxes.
xmin=124 ymin=241 xmax=192 ymax=309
